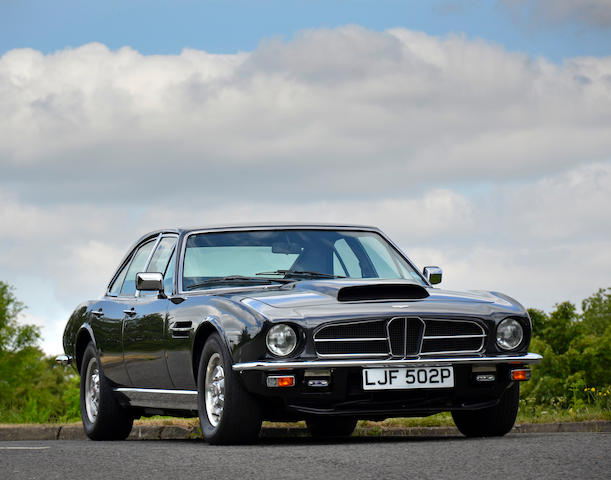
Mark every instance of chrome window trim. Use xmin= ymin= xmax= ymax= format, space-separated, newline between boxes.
xmin=107 ymin=232 xmax=180 ymax=299
xmin=177 ymin=225 xmax=428 ymax=295
xmin=142 ymin=233 xmax=179 ymax=297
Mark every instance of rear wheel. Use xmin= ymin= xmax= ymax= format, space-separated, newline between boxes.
xmin=197 ymin=333 xmax=262 ymax=444
xmin=306 ymin=416 xmax=358 ymax=438
xmin=80 ymin=343 xmax=133 ymax=440
xmin=452 ymin=382 xmax=520 ymax=437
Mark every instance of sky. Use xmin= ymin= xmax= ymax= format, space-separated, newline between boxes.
xmin=1 ymin=0 xmax=610 ymax=354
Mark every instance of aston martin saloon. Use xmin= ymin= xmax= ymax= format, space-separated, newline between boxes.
xmin=57 ymin=224 xmax=541 ymax=444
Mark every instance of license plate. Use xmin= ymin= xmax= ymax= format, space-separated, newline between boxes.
xmin=362 ymin=366 xmax=454 ymax=390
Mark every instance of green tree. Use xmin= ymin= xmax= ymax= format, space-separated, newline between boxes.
xmin=527 ymin=308 xmax=548 ymax=338
xmin=0 ymin=281 xmax=80 ymax=423
xmin=542 ymin=301 xmax=580 ymax=355
xmin=581 ymin=288 xmax=610 ymax=336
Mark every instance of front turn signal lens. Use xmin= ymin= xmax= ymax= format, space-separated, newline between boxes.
xmin=266 ymin=375 xmax=295 ymax=388
xmin=511 ymin=369 xmax=531 ymax=381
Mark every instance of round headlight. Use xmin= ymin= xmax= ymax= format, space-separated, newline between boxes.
xmin=266 ymin=324 xmax=298 ymax=357
xmin=496 ymin=318 xmax=524 ymax=350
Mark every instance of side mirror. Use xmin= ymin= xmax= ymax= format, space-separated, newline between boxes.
xmin=136 ymin=272 xmax=165 ymax=297
xmin=423 ymin=266 xmax=442 ymax=285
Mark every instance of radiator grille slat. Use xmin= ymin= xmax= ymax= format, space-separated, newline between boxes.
xmin=314 ymin=317 xmax=485 ymax=358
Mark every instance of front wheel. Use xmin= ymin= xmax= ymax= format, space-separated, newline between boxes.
xmin=452 ymin=382 xmax=520 ymax=437
xmin=197 ymin=333 xmax=262 ymax=444
xmin=306 ymin=417 xmax=358 ymax=438
xmin=80 ymin=343 xmax=133 ymax=440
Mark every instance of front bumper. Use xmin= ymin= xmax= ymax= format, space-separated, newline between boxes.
xmin=232 ymin=352 xmax=542 ymax=371
xmin=234 ymin=353 xmax=541 ymax=420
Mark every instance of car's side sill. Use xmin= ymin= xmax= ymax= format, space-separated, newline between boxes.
xmin=114 ymin=388 xmax=198 ymax=410
xmin=232 ymin=352 xmax=543 ymax=371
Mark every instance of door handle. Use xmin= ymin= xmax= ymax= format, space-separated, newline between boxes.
xmin=123 ymin=309 xmax=137 ymax=316
xmin=91 ymin=310 xmax=104 ymax=317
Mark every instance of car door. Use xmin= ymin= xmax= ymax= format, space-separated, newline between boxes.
xmin=122 ymin=235 xmax=176 ymax=388
xmin=91 ymin=249 xmax=136 ymax=386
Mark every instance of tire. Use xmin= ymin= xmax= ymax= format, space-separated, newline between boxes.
xmin=197 ymin=333 xmax=262 ymax=444
xmin=80 ymin=342 xmax=133 ymax=440
xmin=306 ymin=416 xmax=358 ymax=438
xmin=452 ymin=382 xmax=520 ymax=437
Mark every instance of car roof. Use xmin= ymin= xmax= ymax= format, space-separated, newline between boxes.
xmin=129 ymin=223 xmax=383 ymax=250
xmin=179 ymin=223 xmax=382 ymax=234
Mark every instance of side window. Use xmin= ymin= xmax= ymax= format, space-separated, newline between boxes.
xmin=120 ymin=239 xmax=156 ymax=296
xmin=108 ymin=262 xmax=129 ymax=296
xmin=163 ymin=249 xmax=176 ymax=295
xmin=333 ymin=239 xmax=362 ymax=277
xmin=147 ymin=237 xmax=177 ymax=274
xmin=146 ymin=236 xmax=177 ymax=296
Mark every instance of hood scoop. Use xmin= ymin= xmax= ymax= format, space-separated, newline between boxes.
xmin=337 ymin=283 xmax=429 ymax=302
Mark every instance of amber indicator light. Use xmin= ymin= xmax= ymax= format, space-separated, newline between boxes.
xmin=278 ymin=376 xmax=295 ymax=387
xmin=511 ymin=369 xmax=530 ymax=381
xmin=266 ymin=375 xmax=295 ymax=387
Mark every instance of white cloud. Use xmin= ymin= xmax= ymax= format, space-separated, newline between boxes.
xmin=1 ymin=27 xmax=611 ymax=204
xmin=501 ymin=0 xmax=611 ymax=28
xmin=0 ymin=27 xmax=610 ymax=353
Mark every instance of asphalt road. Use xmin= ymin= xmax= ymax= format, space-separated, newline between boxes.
xmin=1 ymin=433 xmax=609 ymax=480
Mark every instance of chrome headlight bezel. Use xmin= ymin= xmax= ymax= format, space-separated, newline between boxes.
xmin=496 ymin=318 xmax=524 ymax=351
xmin=265 ymin=323 xmax=298 ymax=357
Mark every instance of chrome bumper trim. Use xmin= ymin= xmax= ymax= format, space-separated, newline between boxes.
xmin=232 ymin=352 xmax=542 ymax=371
xmin=55 ymin=355 xmax=73 ymax=366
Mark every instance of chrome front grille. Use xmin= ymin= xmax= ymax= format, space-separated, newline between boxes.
xmin=313 ymin=317 xmax=486 ymax=358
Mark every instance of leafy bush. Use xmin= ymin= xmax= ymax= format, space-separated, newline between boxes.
xmin=0 ymin=281 xmax=80 ymax=423
xmin=522 ymin=288 xmax=611 ymax=412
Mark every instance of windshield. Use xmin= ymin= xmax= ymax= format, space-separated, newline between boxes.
xmin=181 ymin=229 xmax=426 ymax=290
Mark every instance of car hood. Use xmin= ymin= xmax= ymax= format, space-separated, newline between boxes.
xmin=236 ymin=279 xmax=526 ymax=321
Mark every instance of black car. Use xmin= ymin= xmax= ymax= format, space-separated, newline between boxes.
xmin=57 ymin=224 xmax=541 ymax=444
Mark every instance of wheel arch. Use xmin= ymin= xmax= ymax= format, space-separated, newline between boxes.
xmin=191 ymin=319 xmax=223 ymax=386
xmin=75 ymin=324 xmax=96 ymax=374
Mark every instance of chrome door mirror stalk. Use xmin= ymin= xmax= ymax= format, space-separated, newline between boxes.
xmin=136 ymin=272 xmax=166 ymax=298
xmin=423 ymin=266 xmax=443 ymax=285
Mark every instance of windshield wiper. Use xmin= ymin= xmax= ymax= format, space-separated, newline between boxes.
xmin=184 ymin=275 xmax=291 ymax=291
xmin=256 ymin=269 xmax=345 ymax=279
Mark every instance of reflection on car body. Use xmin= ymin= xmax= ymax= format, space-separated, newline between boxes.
xmin=58 ymin=224 xmax=541 ymax=444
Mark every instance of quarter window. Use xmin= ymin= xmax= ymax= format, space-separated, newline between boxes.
xmin=120 ymin=239 xmax=156 ymax=296
xmin=108 ymin=262 xmax=129 ymax=296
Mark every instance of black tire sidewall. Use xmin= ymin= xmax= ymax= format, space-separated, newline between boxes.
xmin=452 ymin=382 xmax=520 ymax=437
xmin=197 ymin=334 xmax=231 ymax=441
xmin=80 ymin=343 xmax=100 ymax=437
xmin=197 ymin=333 xmax=261 ymax=444
xmin=80 ymin=342 xmax=133 ymax=440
